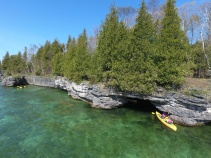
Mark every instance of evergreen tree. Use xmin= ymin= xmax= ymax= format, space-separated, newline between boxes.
xmin=23 ymin=47 xmax=28 ymax=62
xmin=36 ymin=46 xmax=44 ymax=75
xmin=42 ymin=40 xmax=51 ymax=75
xmin=102 ymin=1 xmax=157 ymax=93
xmin=63 ymin=37 xmax=77 ymax=79
xmin=2 ymin=52 xmax=10 ymax=74
xmin=17 ymin=51 xmax=24 ymax=73
xmin=107 ymin=21 xmax=131 ymax=88
xmin=52 ymin=52 xmax=63 ymax=76
xmin=0 ymin=60 xmax=2 ymax=71
xmin=191 ymin=42 xmax=207 ymax=78
xmin=36 ymin=39 xmax=63 ymax=75
xmin=156 ymin=0 xmax=190 ymax=87
xmin=7 ymin=55 xmax=15 ymax=74
xmin=71 ymin=29 xmax=91 ymax=82
xmin=123 ymin=0 xmax=157 ymax=93
xmin=50 ymin=39 xmax=63 ymax=56
xmin=50 ymin=39 xmax=63 ymax=76
xmin=94 ymin=5 xmax=126 ymax=83
xmin=66 ymin=35 xmax=72 ymax=51
xmin=5 ymin=52 xmax=26 ymax=75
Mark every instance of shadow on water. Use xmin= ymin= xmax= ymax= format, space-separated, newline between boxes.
xmin=120 ymin=98 xmax=159 ymax=127
xmin=122 ymin=98 xmax=158 ymax=113
xmin=206 ymin=121 xmax=211 ymax=126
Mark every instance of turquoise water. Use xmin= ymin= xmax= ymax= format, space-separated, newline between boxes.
xmin=0 ymin=85 xmax=211 ymax=158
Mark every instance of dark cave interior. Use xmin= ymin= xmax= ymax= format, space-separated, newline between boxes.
xmin=123 ymin=98 xmax=158 ymax=113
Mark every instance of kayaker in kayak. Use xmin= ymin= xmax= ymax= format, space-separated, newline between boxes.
xmin=161 ymin=112 xmax=169 ymax=119
xmin=161 ymin=113 xmax=166 ymax=119
xmin=166 ymin=118 xmax=173 ymax=124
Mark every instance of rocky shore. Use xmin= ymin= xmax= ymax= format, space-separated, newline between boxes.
xmin=2 ymin=76 xmax=211 ymax=126
xmin=0 ymin=71 xmax=4 ymax=81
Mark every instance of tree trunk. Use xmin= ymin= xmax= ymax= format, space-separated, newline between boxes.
xmin=200 ymin=28 xmax=211 ymax=78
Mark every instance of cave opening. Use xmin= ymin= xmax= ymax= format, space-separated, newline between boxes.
xmin=123 ymin=98 xmax=158 ymax=113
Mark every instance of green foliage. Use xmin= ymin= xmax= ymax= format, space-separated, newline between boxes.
xmin=191 ymin=42 xmax=208 ymax=78
xmin=0 ymin=60 xmax=2 ymax=71
xmin=2 ymin=52 xmax=10 ymax=71
xmin=125 ymin=1 xmax=157 ymax=93
xmin=62 ymin=37 xmax=77 ymax=79
xmin=35 ymin=46 xmax=43 ymax=75
xmin=69 ymin=29 xmax=91 ymax=82
xmin=52 ymin=52 xmax=64 ymax=76
xmin=42 ymin=40 xmax=52 ymax=75
xmin=66 ymin=35 xmax=72 ymax=51
xmin=51 ymin=39 xmax=63 ymax=55
xmin=94 ymin=6 xmax=131 ymax=87
xmin=2 ymin=51 xmax=28 ymax=76
xmin=94 ymin=5 xmax=121 ymax=80
xmin=155 ymin=0 xmax=191 ymax=87
xmin=93 ymin=2 xmax=158 ymax=94
xmin=2 ymin=1 xmax=206 ymax=94
xmin=62 ymin=30 xmax=91 ymax=82
xmin=23 ymin=47 xmax=28 ymax=62
xmin=102 ymin=21 xmax=130 ymax=87
xmin=74 ymin=29 xmax=91 ymax=81
xmin=34 ymin=39 xmax=64 ymax=76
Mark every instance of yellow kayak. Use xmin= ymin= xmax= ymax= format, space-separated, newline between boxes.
xmin=156 ymin=111 xmax=177 ymax=131
xmin=17 ymin=86 xmax=26 ymax=89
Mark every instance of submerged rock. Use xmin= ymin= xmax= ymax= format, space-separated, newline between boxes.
xmin=2 ymin=75 xmax=211 ymax=126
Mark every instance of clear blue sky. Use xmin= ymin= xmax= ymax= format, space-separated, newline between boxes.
xmin=0 ymin=0 xmax=202 ymax=61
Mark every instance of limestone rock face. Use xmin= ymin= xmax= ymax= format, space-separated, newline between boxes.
xmin=0 ymin=71 xmax=4 ymax=80
xmin=55 ymin=76 xmax=126 ymax=109
xmin=1 ymin=76 xmax=28 ymax=86
xmin=54 ymin=76 xmax=211 ymax=126
xmin=25 ymin=76 xmax=56 ymax=88
xmin=2 ymin=76 xmax=211 ymax=126
xmin=147 ymin=93 xmax=211 ymax=126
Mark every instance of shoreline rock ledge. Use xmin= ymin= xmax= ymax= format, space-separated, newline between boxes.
xmin=2 ymin=76 xmax=211 ymax=126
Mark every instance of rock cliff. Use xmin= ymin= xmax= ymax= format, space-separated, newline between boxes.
xmin=1 ymin=76 xmax=28 ymax=86
xmin=2 ymin=76 xmax=211 ymax=126
xmin=0 ymin=71 xmax=4 ymax=81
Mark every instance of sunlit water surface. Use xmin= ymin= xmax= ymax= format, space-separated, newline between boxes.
xmin=0 ymin=85 xmax=211 ymax=158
